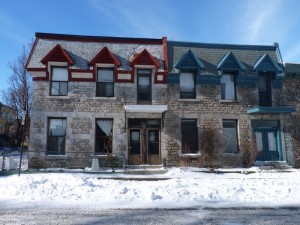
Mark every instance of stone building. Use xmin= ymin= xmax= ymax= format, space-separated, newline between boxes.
xmin=26 ymin=33 xmax=297 ymax=169
xmin=0 ymin=103 xmax=15 ymax=136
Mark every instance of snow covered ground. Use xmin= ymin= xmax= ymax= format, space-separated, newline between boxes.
xmin=1 ymin=160 xmax=300 ymax=209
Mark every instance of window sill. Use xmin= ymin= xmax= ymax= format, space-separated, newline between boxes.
xmin=179 ymin=153 xmax=201 ymax=158
xmin=92 ymin=97 xmax=117 ymax=100
xmin=178 ymin=99 xmax=199 ymax=102
xmin=222 ymin=153 xmax=240 ymax=158
xmin=45 ymin=155 xmax=69 ymax=160
xmin=92 ymin=154 xmax=116 ymax=158
xmin=219 ymin=99 xmax=238 ymax=103
xmin=46 ymin=96 xmax=70 ymax=99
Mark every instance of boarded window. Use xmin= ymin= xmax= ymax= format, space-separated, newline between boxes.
xmin=223 ymin=119 xmax=239 ymax=154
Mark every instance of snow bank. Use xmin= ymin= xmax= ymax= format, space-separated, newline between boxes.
xmin=0 ymin=167 xmax=299 ymax=209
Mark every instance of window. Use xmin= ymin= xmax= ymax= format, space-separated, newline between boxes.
xmin=223 ymin=120 xmax=239 ymax=154
xmin=50 ymin=67 xmax=68 ymax=96
xmin=48 ymin=118 xmax=67 ymax=155
xmin=96 ymin=68 xmax=114 ymax=97
xmin=258 ymin=72 xmax=272 ymax=106
xmin=95 ymin=119 xmax=113 ymax=154
xmin=137 ymin=69 xmax=151 ymax=103
xmin=180 ymin=72 xmax=195 ymax=99
xmin=221 ymin=74 xmax=235 ymax=100
xmin=181 ymin=119 xmax=198 ymax=153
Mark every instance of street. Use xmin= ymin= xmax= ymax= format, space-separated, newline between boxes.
xmin=0 ymin=207 xmax=299 ymax=225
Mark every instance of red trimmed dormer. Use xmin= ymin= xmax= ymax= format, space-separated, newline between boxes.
xmin=130 ymin=49 xmax=160 ymax=68
xmin=89 ymin=46 xmax=121 ymax=66
xmin=41 ymin=44 xmax=74 ymax=65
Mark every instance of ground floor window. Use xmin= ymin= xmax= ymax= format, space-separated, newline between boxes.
xmin=181 ymin=119 xmax=198 ymax=153
xmin=47 ymin=118 xmax=67 ymax=155
xmin=223 ymin=119 xmax=239 ymax=154
xmin=95 ymin=119 xmax=113 ymax=154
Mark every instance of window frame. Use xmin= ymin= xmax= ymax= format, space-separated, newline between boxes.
xmin=221 ymin=72 xmax=236 ymax=100
xmin=180 ymin=71 xmax=196 ymax=99
xmin=95 ymin=118 xmax=113 ymax=155
xmin=137 ymin=68 xmax=152 ymax=104
xmin=96 ymin=68 xmax=114 ymax=97
xmin=222 ymin=119 xmax=239 ymax=154
xmin=47 ymin=118 xmax=67 ymax=155
xmin=50 ymin=66 xmax=68 ymax=96
xmin=181 ymin=119 xmax=199 ymax=154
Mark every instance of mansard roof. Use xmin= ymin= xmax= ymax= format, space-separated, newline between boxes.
xmin=168 ymin=41 xmax=282 ymax=75
xmin=27 ymin=33 xmax=166 ymax=71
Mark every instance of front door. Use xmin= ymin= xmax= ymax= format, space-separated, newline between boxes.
xmin=255 ymin=129 xmax=280 ymax=161
xmin=128 ymin=119 xmax=160 ymax=165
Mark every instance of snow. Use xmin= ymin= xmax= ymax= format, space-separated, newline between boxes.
xmin=1 ymin=161 xmax=300 ymax=209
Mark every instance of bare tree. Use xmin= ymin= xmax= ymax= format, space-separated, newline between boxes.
xmin=1 ymin=44 xmax=32 ymax=146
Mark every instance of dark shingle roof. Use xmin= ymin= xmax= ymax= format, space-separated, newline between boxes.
xmin=168 ymin=41 xmax=281 ymax=75
xmin=285 ymin=63 xmax=300 ymax=76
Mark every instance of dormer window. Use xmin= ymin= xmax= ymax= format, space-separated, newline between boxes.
xmin=50 ymin=66 xmax=68 ymax=96
xmin=96 ymin=68 xmax=114 ymax=97
xmin=180 ymin=72 xmax=195 ymax=99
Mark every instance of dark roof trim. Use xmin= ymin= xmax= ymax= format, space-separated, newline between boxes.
xmin=36 ymin=32 xmax=164 ymax=45
xmin=168 ymin=40 xmax=277 ymax=51
xmin=217 ymin=51 xmax=246 ymax=71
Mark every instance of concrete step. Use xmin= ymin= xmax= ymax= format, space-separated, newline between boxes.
xmin=254 ymin=161 xmax=292 ymax=169
xmin=125 ymin=164 xmax=167 ymax=175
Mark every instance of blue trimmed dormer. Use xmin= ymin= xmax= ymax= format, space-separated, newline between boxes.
xmin=217 ymin=51 xmax=246 ymax=72
xmin=175 ymin=49 xmax=205 ymax=71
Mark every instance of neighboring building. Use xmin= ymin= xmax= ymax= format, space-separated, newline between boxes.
xmin=0 ymin=103 xmax=15 ymax=136
xmin=26 ymin=33 xmax=297 ymax=169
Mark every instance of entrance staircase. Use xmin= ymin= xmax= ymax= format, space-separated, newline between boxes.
xmin=254 ymin=161 xmax=292 ymax=170
xmin=125 ymin=165 xmax=168 ymax=175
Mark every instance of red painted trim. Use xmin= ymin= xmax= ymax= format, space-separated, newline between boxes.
xmin=26 ymin=67 xmax=46 ymax=72
xmin=32 ymin=77 xmax=48 ymax=81
xmin=162 ymin=37 xmax=168 ymax=71
xmin=154 ymin=71 xmax=167 ymax=84
xmin=70 ymin=69 xmax=94 ymax=82
xmin=115 ymin=70 xmax=134 ymax=83
xmin=41 ymin=44 xmax=74 ymax=65
xmin=36 ymin=32 xmax=164 ymax=45
xmin=89 ymin=46 xmax=121 ymax=66
xmin=130 ymin=49 xmax=160 ymax=68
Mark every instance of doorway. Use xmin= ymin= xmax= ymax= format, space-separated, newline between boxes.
xmin=128 ymin=119 xmax=161 ymax=165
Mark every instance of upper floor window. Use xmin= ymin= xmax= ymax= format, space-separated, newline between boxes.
xmin=137 ymin=69 xmax=152 ymax=104
xmin=221 ymin=74 xmax=236 ymax=100
xmin=180 ymin=72 xmax=195 ymax=99
xmin=50 ymin=66 xmax=68 ymax=96
xmin=258 ymin=72 xmax=272 ymax=106
xmin=96 ymin=68 xmax=114 ymax=97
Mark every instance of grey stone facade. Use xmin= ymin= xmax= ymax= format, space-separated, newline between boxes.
xmin=26 ymin=33 xmax=298 ymax=169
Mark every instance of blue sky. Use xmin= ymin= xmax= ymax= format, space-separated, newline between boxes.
xmin=1 ymin=0 xmax=300 ymax=94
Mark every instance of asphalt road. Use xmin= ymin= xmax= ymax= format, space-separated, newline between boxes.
xmin=0 ymin=207 xmax=299 ymax=225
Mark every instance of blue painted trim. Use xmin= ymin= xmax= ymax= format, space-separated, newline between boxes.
xmin=197 ymin=75 xmax=220 ymax=85
xmin=236 ymin=76 xmax=257 ymax=87
xmin=272 ymin=79 xmax=283 ymax=88
xmin=217 ymin=52 xmax=246 ymax=71
xmin=175 ymin=49 xmax=205 ymax=70
xmin=167 ymin=73 xmax=179 ymax=84
xmin=253 ymin=53 xmax=282 ymax=72
xmin=247 ymin=106 xmax=296 ymax=114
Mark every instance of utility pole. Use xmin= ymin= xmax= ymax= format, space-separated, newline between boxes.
xmin=18 ymin=111 xmax=25 ymax=176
